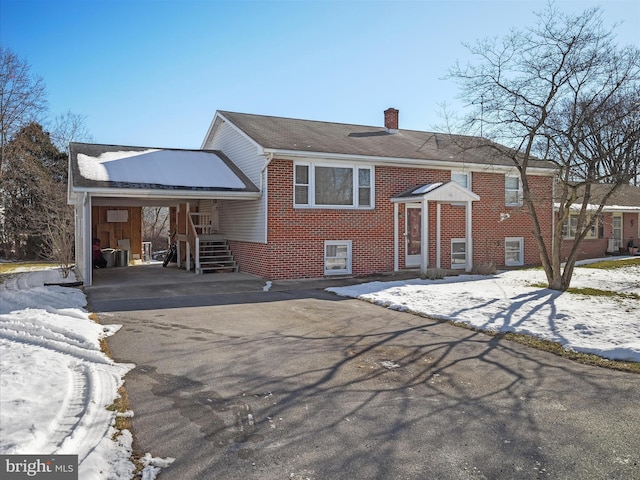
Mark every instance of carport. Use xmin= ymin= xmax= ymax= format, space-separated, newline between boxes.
xmin=68 ymin=143 xmax=260 ymax=286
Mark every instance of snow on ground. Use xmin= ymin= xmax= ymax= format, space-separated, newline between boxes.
xmin=328 ymin=260 xmax=640 ymax=362
xmin=1 ymin=260 xmax=637 ymax=479
xmin=0 ymin=266 xmax=173 ymax=479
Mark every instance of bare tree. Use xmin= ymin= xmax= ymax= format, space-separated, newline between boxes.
xmin=448 ymin=3 xmax=640 ymax=290
xmin=49 ymin=110 xmax=94 ymax=152
xmin=39 ymin=169 xmax=75 ymax=277
xmin=0 ymin=46 xmax=48 ymax=174
xmin=142 ymin=207 xmax=169 ymax=253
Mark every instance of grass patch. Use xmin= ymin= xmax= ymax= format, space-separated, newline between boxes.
xmin=529 ymin=282 xmax=639 ymax=300
xmin=449 ymin=321 xmax=640 ymax=374
xmin=0 ymin=262 xmax=58 ymax=275
xmin=106 ymin=386 xmax=132 ymax=433
xmin=579 ymin=258 xmax=640 ymax=269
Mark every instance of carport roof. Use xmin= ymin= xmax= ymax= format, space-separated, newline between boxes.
xmin=69 ymin=143 xmax=259 ymax=193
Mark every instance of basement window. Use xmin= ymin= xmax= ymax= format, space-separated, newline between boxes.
xmin=324 ymin=240 xmax=352 ymax=275
xmin=505 ymin=237 xmax=524 ymax=266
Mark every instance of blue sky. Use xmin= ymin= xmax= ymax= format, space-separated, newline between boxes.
xmin=2 ymin=0 xmax=638 ymax=149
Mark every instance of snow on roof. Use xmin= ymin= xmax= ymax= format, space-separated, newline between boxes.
xmin=77 ymin=149 xmax=247 ymax=189
xmin=412 ymin=183 xmax=443 ymax=195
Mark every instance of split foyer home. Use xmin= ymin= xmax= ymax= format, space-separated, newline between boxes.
xmin=68 ymin=108 xmax=558 ymax=286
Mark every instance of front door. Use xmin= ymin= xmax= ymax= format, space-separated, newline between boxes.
xmin=405 ymin=205 xmax=422 ymax=266
xmin=613 ymin=214 xmax=623 ymax=250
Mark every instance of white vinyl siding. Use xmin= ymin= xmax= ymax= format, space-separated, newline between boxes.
xmin=208 ymin=121 xmax=266 ymax=243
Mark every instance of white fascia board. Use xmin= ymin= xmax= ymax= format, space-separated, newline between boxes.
xmin=556 ymin=202 xmax=640 ymax=213
xmin=263 ymin=148 xmax=557 ymax=176
xmin=200 ymin=114 xmax=218 ymax=150
xmin=72 ymin=187 xmax=261 ymax=200
xmin=204 ymin=111 xmax=265 ymax=156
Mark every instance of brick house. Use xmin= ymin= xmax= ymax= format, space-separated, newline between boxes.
xmin=560 ymin=183 xmax=640 ymax=260
xmin=69 ymin=109 xmax=557 ymax=285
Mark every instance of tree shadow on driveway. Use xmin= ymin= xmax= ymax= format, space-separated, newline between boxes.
xmin=105 ymin=290 xmax=640 ymax=480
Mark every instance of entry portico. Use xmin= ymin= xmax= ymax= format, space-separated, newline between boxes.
xmin=391 ymin=181 xmax=480 ymax=273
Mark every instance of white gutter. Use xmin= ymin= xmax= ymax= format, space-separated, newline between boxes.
xmin=557 ymin=202 xmax=640 ymax=213
xmin=262 ymin=148 xmax=557 ymax=176
xmin=71 ymin=187 xmax=261 ymax=200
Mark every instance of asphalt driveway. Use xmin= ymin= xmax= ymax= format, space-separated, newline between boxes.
xmin=89 ymin=266 xmax=640 ymax=479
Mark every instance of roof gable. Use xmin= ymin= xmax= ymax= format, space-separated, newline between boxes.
xmin=391 ymin=181 xmax=480 ymax=203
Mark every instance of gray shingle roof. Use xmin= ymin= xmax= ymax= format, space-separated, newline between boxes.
xmin=574 ymin=183 xmax=640 ymax=208
xmin=218 ymin=111 xmax=557 ymax=170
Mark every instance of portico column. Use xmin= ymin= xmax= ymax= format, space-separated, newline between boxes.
xmin=421 ymin=199 xmax=428 ymax=274
xmin=466 ymin=200 xmax=473 ymax=272
xmin=393 ymin=202 xmax=399 ymax=271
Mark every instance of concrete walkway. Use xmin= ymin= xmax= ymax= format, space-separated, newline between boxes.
xmin=89 ymin=265 xmax=640 ymax=480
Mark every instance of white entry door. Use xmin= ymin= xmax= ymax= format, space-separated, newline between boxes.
xmin=405 ymin=205 xmax=422 ymax=266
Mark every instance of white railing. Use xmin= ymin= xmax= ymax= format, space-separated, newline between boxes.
xmin=189 ymin=212 xmax=217 ymax=235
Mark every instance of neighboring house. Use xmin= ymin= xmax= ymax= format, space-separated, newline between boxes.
xmin=68 ymin=109 xmax=557 ymax=286
xmin=560 ymin=183 xmax=640 ymax=260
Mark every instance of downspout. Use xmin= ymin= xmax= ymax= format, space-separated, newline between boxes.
xmin=260 ymin=152 xmax=273 ymax=244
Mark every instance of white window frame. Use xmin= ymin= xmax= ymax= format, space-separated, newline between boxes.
xmin=562 ymin=213 xmax=600 ymax=240
xmin=451 ymin=171 xmax=471 ymax=189
xmin=505 ymin=237 xmax=524 ymax=266
xmin=294 ymin=162 xmax=374 ymax=209
xmin=450 ymin=238 xmax=467 ymax=270
xmin=505 ymin=175 xmax=523 ymax=206
xmin=324 ymin=240 xmax=352 ymax=275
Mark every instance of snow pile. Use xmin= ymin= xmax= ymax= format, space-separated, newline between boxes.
xmin=0 ymin=267 xmax=172 ymax=479
xmin=328 ymin=262 xmax=640 ymax=362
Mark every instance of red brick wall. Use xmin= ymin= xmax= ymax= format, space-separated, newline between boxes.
xmin=561 ymin=212 xmax=640 ymax=259
xmin=231 ymin=160 xmax=554 ymax=279
xmin=470 ymin=172 xmax=553 ymax=268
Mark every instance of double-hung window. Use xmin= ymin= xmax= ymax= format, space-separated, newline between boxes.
xmin=505 ymin=175 xmax=523 ymax=206
xmin=294 ymin=162 xmax=373 ymax=208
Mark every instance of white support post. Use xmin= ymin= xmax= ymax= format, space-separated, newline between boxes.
xmin=421 ymin=199 xmax=428 ymax=275
xmin=436 ymin=202 xmax=441 ymax=269
xmin=393 ymin=203 xmax=399 ymax=271
xmin=82 ymin=193 xmax=92 ymax=286
xmin=195 ymin=237 xmax=200 ymax=274
xmin=466 ymin=200 xmax=473 ymax=272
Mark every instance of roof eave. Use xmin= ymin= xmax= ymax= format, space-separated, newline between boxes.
xmin=263 ymin=148 xmax=557 ymax=175
xmin=71 ymin=187 xmax=262 ymax=200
